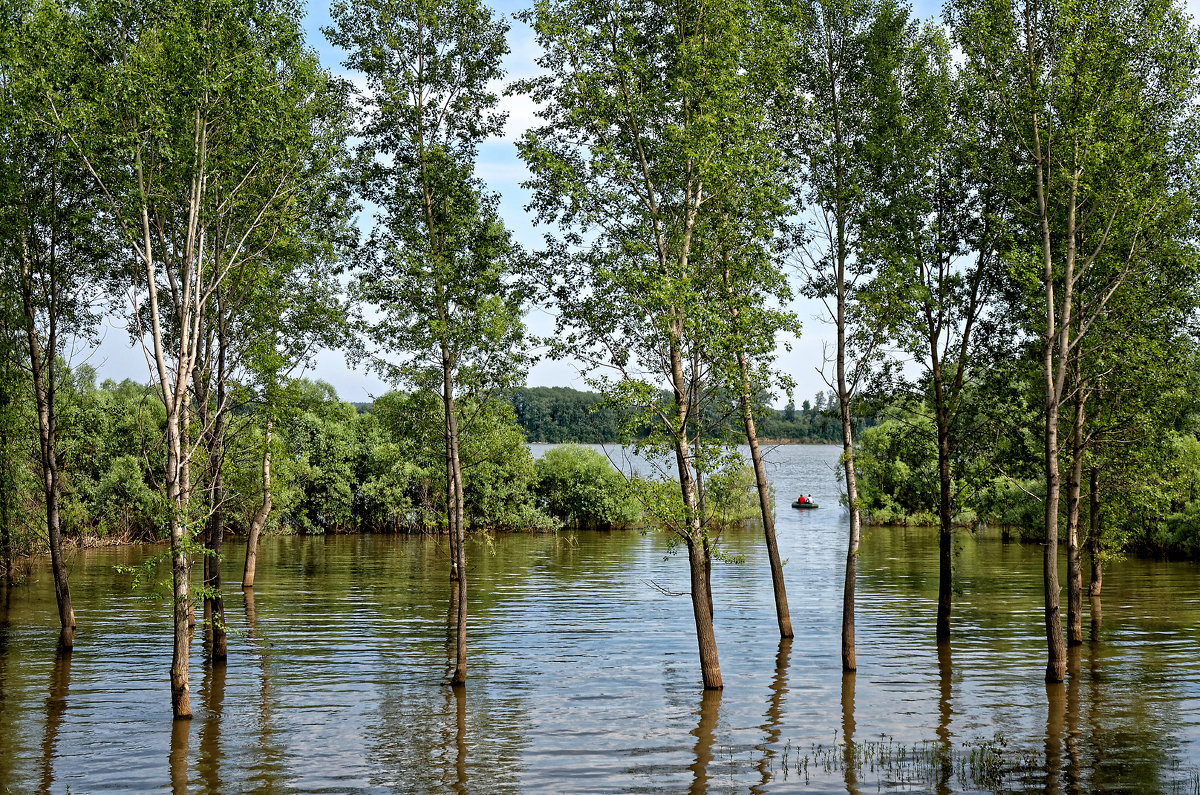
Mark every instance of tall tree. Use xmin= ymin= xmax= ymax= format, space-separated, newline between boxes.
xmin=326 ymin=0 xmax=527 ymax=687
xmin=49 ymin=0 xmax=347 ymax=717
xmin=784 ymin=0 xmax=912 ymax=672
xmin=186 ymin=59 xmax=352 ymax=663
xmin=517 ymin=0 xmax=793 ymax=688
xmin=0 ymin=3 xmax=109 ymax=650
xmin=865 ymin=23 xmax=1006 ymax=640
xmin=949 ymin=0 xmax=1200 ymax=682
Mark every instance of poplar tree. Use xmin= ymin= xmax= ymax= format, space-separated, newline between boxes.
xmin=0 ymin=1 xmax=109 ymax=650
xmin=517 ymin=0 xmax=794 ymax=688
xmin=783 ymin=0 xmax=912 ymax=672
xmin=863 ymin=23 xmax=1007 ymax=641
xmin=47 ymin=0 xmax=349 ymax=716
xmin=326 ymin=0 xmax=527 ymax=687
xmin=950 ymin=0 xmax=1200 ymax=682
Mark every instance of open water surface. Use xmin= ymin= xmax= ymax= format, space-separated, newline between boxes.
xmin=3 ymin=444 xmax=1200 ymax=792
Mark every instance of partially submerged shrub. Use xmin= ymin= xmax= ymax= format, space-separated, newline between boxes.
xmin=534 ymin=444 xmax=641 ymax=529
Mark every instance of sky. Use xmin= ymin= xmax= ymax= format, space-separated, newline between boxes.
xmin=88 ymin=0 xmax=1193 ymax=406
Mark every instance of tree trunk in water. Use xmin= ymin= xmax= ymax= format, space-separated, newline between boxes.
xmin=1035 ymin=145 xmax=1068 ymax=684
xmin=442 ymin=351 xmax=467 ymax=687
xmin=687 ymin=535 xmax=722 ymax=689
xmin=1088 ymin=467 xmax=1102 ymax=596
xmin=737 ymin=366 xmax=792 ymax=639
xmin=243 ymin=421 xmax=273 ymax=589
xmin=451 ymin=459 xmax=467 ymax=687
xmin=839 ymin=398 xmax=860 ymax=673
xmin=25 ymin=327 xmax=73 ymax=651
xmin=166 ymin=400 xmax=192 ymax=719
xmin=0 ymin=422 xmax=11 ymax=587
xmin=1065 ymin=393 xmax=1085 ymax=647
xmin=204 ymin=331 xmax=229 ymax=663
xmin=1042 ymin=388 xmax=1066 ymax=683
xmin=669 ymin=338 xmax=721 ymax=690
xmin=204 ymin=474 xmax=227 ymax=662
xmin=935 ymin=407 xmax=952 ymax=641
xmin=181 ymin=399 xmax=195 ymax=636
xmin=169 ymin=492 xmax=192 ymax=716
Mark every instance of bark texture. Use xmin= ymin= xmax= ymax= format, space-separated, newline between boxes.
xmin=242 ymin=421 xmax=273 ymax=589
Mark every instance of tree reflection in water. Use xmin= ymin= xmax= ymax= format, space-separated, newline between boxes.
xmin=40 ymin=649 xmax=70 ymax=793
xmin=752 ymin=637 xmax=791 ymax=793
xmin=936 ymin=640 xmax=952 ymax=795
xmin=169 ymin=714 xmax=189 ymax=795
xmin=842 ymin=672 xmax=858 ymax=795
xmin=198 ymin=661 xmax=226 ymax=793
xmin=689 ymin=687 xmax=722 ymax=793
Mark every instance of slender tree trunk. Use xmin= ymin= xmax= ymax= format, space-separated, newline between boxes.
xmin=243 ymin=420 xmax=272 ymax=589
xmin=205 ymin=446 xmax=227 ymax=661
xmin=1033 ymin=133 xmax=1069 ymax=684
xmin=0 ymin=350 xmax=14 ymax=586
xmin=737 ymin=354 xmax=793 ymax=639
xmin=1041 ymin=358 xmax=1066 ymax=683
xmin=935 ymin=405 xmax=952 ymax=641
xmin=669 ymin=336 xmax=721 ymax=690
xmin=837 ymin=279 xmax=861 ymax=672
xmin=823 ymin=12 xmax=861 ymax=675
xmin=167 ymin=412 xmax=192 ymax=718
xmin=1088 ymin=467 xmax=1102 ymax=596
xmin=839 ymin=394 xmax=860 ymax=673
xmin=22 ymin=308 xmax=74 ymax=651
xmin=0 ymin=421 xmax=10 ymax=586
xmin=1065 ymin=390 xmax=1085 ymax=647
xmin=442 ymin=349 xmax=468 ymax=687
xmin=204 ymin=320 xmax=229 ymax=662
xmin=686 ymin=534 xmax=722 ymax=689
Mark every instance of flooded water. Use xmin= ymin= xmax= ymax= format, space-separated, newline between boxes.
xmin=4 ymin=444 xmax=1200 ymax=792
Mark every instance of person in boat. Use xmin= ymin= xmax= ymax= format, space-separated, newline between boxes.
xmin=796 ymin=495 xmax=807 ymax=504
xmin=806 ymin=494 xmax=813 ymax=503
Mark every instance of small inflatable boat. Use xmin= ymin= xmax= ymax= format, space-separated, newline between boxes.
xmin=791 ymin=499 xmax=818 ymax=509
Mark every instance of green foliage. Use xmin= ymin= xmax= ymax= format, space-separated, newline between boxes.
xmin=856 ymin=405 xmax=940 ymax=525
xmin=630 ymin=456 xmax=758 ymax=534
xmin=511 ymin=388 xmax=621 ymax=443
xmin=371 ymin=389 xmax=557 ymax=532
xmin=91 ymin=455 xmax=166 ymax=538
xmin=278 ymin=381 xmax=362 ymax=534
xmin=534 ymin=445 xmax=640 ymax=529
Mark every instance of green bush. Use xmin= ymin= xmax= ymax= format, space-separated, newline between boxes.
xmin=92 ymin=455 xmax=165 ymax=538
xmin=534 ymin=444 xmax=640 ymax=529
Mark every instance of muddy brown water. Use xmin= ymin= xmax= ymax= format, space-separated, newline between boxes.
xmin=3 ymin=444 xmax=1200 ymax=792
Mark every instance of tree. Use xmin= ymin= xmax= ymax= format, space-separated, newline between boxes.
xmin=865 ymin=22 xmax=1007 ymax=640
xmin=783 ymin=0 xmax=912 ymax=672
xmin=0 ymin=3 xmax=112 ymax=649
xmin=516 ymin=0 xmax=793 ymax=689
xmin=185 ymin=65 xmax=352 ymax=660
xmin=50 ymin=0 xmax=347 ymax=717
xmin=950 ymin=0 xmax=1200 ymax=682
xmin=326 ymin=0 xmax=527 ymax=687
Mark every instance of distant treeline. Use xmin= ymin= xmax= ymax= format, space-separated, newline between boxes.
xmin=507 ymin=386 xmax=844 ymax=444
